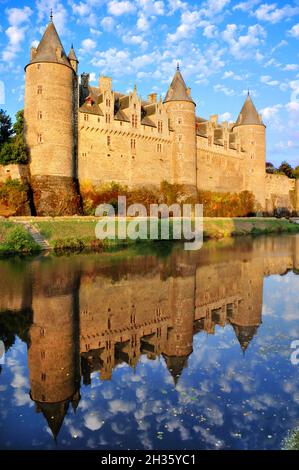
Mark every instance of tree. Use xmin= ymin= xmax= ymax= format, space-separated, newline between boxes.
xmin=0 ymin=109 xmax=13 ymax=146
xmin=13 ymin=109 xmax=25 ymax=136
xmin=0 ymin=109 xmax=28 ymax=165
xmin=266 ymin=162 xmax=276 ymax=174
xmin=293 ymin=166 xmax=299 ymax=179
xmin=278 ymin=161 xmax=294 ymax=178
xmin=0 ymin=138 xmax=28 ymax=164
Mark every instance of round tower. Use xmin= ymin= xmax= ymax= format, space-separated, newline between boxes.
xmin=24 ymin=16 xmax=80 ymax=215
xmin=28 ymin=262 xmax=80 ymax=439
xmin=233 ymin=93 xmax=266 ymax=213
xmin=163 ymin=65 xmax=197 ymax=195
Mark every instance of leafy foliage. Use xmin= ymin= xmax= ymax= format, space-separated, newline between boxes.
xmin=0 ymin=109 xmax=13 ymax=145
xmin=0 ymin=109 xmax=28 ymax=165
xmin=0 ymin=225 xmax=40 ymax=254
xmin=266 ymin=160 xmax=299 ymax=179
xmin=80 ymin=181 xmax=256 ymax=218
xmin=198 ymin=190 xmax=255 ymax=217
xmin=278 ymin=161 xmax=294 ymax=178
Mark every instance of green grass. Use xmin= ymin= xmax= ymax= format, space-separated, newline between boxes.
xmin=3 ymin=216 xmax=299 ymax=255
xmin=0 ymin=221 xmax=40 ymax=255
xmin=202 ymin=217 xmax=299 ymax=239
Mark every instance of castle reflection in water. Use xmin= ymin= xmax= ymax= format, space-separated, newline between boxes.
xmin=1 ymin=235 xmax=298 ymax=439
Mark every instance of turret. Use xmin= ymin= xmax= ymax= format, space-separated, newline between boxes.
xmin=163 ymin=65 xmax=197 ymax=195
xmin=68 ymin=44 xmax=78 ymax=73
xmin=24 ymin=15 xmax=80 ymax=215
xmin=163 ymin=264 xmax=196 ymax=385
xmin=233 ymin=93 xmax=266 ymax=212
xmin=28 ymin=263 xmax=80 ymax=440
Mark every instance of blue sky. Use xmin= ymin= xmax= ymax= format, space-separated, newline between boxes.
xmin=0 ymin=0 xmax=298 ymax=167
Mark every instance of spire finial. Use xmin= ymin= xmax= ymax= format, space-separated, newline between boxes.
xmin=247 ymin=88 xmax=250 ymax=96
xmin=177 ymin=62 xmax=180 ymax=71
xmin=50 ymin=9 xmax=53 ymax=22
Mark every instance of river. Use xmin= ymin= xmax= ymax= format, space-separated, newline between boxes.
xmin=0 ymin=234 xmax=299 ymax=450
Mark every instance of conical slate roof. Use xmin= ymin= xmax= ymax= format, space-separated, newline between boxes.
xmin=234 ymin=93 xmax=264 ymax=127
xmin=232 ymin=324 xmax=258 ymax=352
xmin=38 ymin=400 xmax=69 ymax=440
xmin=29 ymin=21 xmax=71 ymax=67
xmin=163 ymin=354 xmax=189 ymax=386
xmin=164 ymin=67 xmax=194 ymax=104
xmin=68 ymin=45 xmax=78 ymax=62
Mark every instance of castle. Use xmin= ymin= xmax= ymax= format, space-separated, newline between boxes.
xmin=1 ymin=235 xmax=298 ymax=438
xmin=2 ymin=17 xmax=297 ymax=215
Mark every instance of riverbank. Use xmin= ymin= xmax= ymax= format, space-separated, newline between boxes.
xmin=0 ymin=216 xmax=299 ymax=255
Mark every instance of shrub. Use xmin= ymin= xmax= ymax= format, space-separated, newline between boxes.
xmin=197 ymin=190 xmax=255 ymax=217
xmin=80 ymin=181 xmax=256 ymax=217
xmin=53 ymin=237 xmax=85 ymax=253
xmin=0 ymin=226 xmax=40 ymax=253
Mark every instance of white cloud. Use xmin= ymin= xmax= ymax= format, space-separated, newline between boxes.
xmin=203 ymin=24 xmax=218 ymax=38
xmin=89 ymin=72 xmax=97 ymax=82
xmin=101 ymin=16 xmax=115 ymax=31
xmin=283 ymin=64 xmax=299 ymax=72
xmin=80 ymin=38 xmax=97 ymax=52
xmin=260 ymin=103 xmax=282 ymax=121
xmin=214 ymin=84 xmax=235 ymax=96
xmin=6 ymin=6 xmax=33 ymax=26
xmin=222 ymin=70 xmax=243 ymax=80
xmin=2 ymin=7 xmax=33 ymax=62
xmin=286 ymin=101 xmax=299 ymax=112
xmin=84 ymin=412 xmax=105 ymax=431
xmin=253 ymin=3 xmax=299 ymax=24
xmin=36 ymin=0 xmax=68 ymax=35
xmin=136 ymin=0 xmax=165 ymax=16
xmin=167 ymin=0 xmax=188 ymax=14
xmin=260 ymin=75 xmax=279 ymax=86
xmin=167 ymin=10 xmax=201 ymax=42
xmin=137 ymin=13 xmax=150 ymax=31
xmin=108 ymin=1 xmax=136 ymax=16
xmin=72 ymin=2 xmax=91 ymax=17
xmin=288 ymin=23 xmax=299 ymax=38
xmin=271 ymin=39 xmax=288 ymax=53
xmin=219 ymin=111 xmax=232 ymax=121
xmin=222 ymin=23 xmax=266 ymax=59
xmin=202 ymin=0 xmax=230 ymax=17
xmin=233 ymin=0 xmax=261 ymax=11
xmin=123 ymin=34 xmax=148 ymax=49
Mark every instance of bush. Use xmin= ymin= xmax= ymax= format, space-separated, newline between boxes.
xmin=80 ymin=181 xmax=256 ymax=217
xmin=53 ymin=237 xmax=85 ymax=253
xmin=197 ymin=190 xmax=255 ymax=217
xmin=0 ymin=226 xmax=40 ymax=253
xmin=0 ymin=136 xmax=28 ymax=165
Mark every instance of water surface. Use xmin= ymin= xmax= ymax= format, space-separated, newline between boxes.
xmin=0 ymin=235 xmax=299 ymax=450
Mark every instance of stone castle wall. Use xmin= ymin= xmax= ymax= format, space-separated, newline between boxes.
xmin=196 ymin=136 xmax=245 ymax=193
xmin=78 ymin=111 xmax=173 ymax=188
xmin=0 ymin=164 xmax=29 ymax=183
xmin=265 ymin=173 xmax=297 ymax=214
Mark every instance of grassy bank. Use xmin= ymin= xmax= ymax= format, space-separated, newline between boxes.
xmin=2 ymin=216 xmax=299 ymax=255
